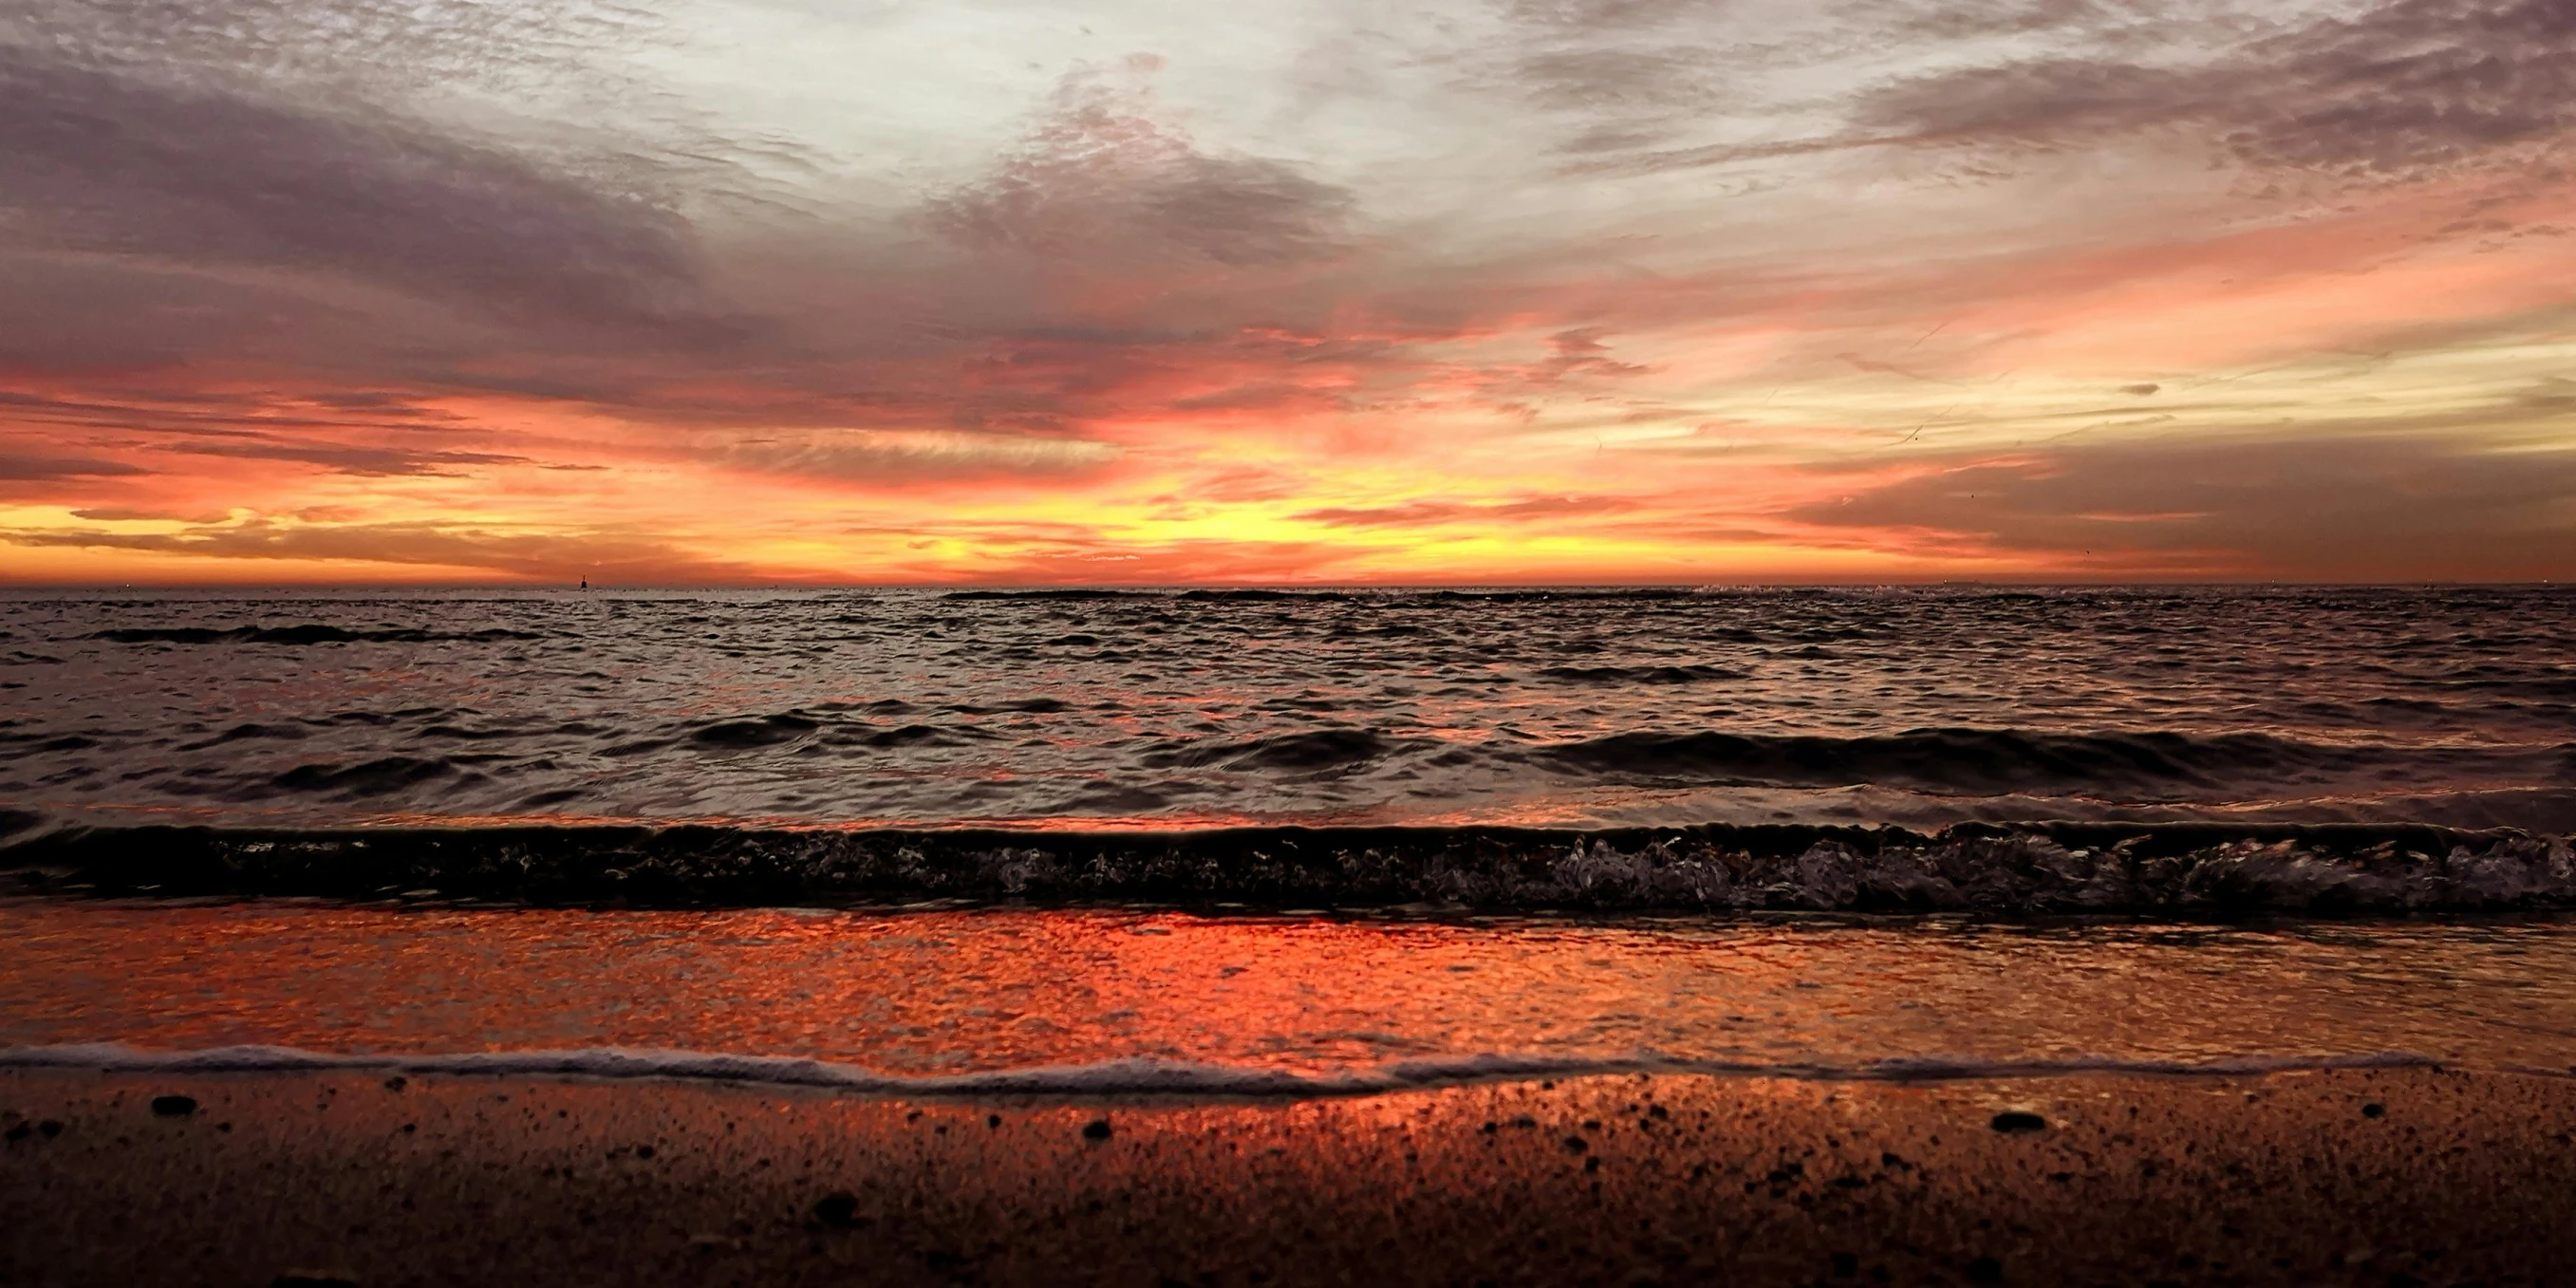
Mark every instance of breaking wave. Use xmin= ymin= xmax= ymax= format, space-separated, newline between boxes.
xmin=1519 ymin=728 xmax=2507 ymax=796
xmin=8 ymin=819 xmax=2576 ymax=915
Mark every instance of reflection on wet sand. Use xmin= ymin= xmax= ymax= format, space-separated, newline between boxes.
xmin=9 ymin=901 xmax=2576 ymax=1076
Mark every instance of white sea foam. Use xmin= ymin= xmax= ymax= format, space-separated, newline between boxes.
xmin=0 ymin=1042 xmax=2457 ymax=1097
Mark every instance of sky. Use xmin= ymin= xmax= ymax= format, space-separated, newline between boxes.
xmin=4 ymin=0 xmax=2574 ymax=585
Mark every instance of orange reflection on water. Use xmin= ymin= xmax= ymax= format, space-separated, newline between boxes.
xmin=9 ymin=902 xmax=2576 ymax=1075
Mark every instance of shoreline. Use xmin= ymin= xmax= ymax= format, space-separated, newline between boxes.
xmin=9 ymin=1066 xmax=2574 ymax=1285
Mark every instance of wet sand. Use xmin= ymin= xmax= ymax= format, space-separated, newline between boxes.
xmin=7 ymin=1066 xmax=2574 ymax=1286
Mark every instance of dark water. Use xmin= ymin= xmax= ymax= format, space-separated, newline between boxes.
xmin=7 ymin=586 xmax=2576 ymax=910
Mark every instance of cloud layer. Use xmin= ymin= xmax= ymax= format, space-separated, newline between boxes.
xmin=4 ymin=0 xmax=2576 ymax=583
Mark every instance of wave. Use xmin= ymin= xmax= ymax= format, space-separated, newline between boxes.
xmin=1137 ymin=729 xmax=1430 ymax=773
xmin=1177 ymin=588 xmax=1353 ymax=603
xmin=7 ymin=820 xmax=2574 ymax=914
xmin=941 ymin=589 xmax=1151 ymax=601
xmin=270 ymin=757 xmax=455 ymax=797
xmin=1521 ymin=727 xmax=2555 ymax=797
xmin=87 ymin=625 xmax=543 ymax=645
xmin=1537 ymin=664 xmax=1750 ymax=685
xmin=688 ymin=714 xmax=821 ymax=748
xmin=0 ymin=1042 xmax=2455 ymax=1098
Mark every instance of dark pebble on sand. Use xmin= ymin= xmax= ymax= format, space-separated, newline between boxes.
xmin=271 ymin=1272 xmax=359 ymax=1288
xmin=1967 ymin=1255 xmax=2004 ymax=1281
xmin=1831 ymin=1251 xmax=1859 ymax=1278
xmin=1082 ymin=1119 xmax=1113 ymax=1141
xmin=384 ymin=1076 xmax=406 ymax=1092
xmin=987 ymin=1114 xmax=1001 ymax=1129
xmin=1563 ymin=1136 xmax=1589 ymax=1153
xmin=1989 ymin=1111 xmax=2045 ymax=1134
xmin=38 ymin=1120 xmax=62 ymax=1138
xmin=4 ymin=1122 xmax=28 ymax=1143
xmin=812 ymin=1191 xmax=860 ymax=1228
xmin=152 ymin=1095 xmax=197 ymax=1117
xmin=2363 ymin=1102 xmax=2386 ymax=1118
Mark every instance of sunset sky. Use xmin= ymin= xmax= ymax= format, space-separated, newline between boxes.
xmin=5 ymin=0 xmax=2574 ymax=585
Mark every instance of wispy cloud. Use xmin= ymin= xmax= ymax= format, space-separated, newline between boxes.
xmin=924 ymin=68 xmax=1356 ymax=270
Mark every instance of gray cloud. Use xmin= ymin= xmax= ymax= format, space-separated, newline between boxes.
xmin=1550 ymin=0 xmax=2576 ymax=180
xmin=0 ymin=42 xmax=719 ymax=333
xmin=1789 ymin=435 xmax=2576 ymax=578
xmin=1499 ymin=0 xmax=1714 ymax=29
xmin=1851 ymin=0 xmax=2576 ymax=177
xmin=13 ymin=0 xmax=658 ymax=89
xmin=1515 ymin=47 xmax=1722 ymax=112
xmin=924 ymin=78 xmax=1356 ymax=269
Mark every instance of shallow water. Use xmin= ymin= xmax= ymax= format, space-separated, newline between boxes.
xmin=7 ymin=586 xmax=2575 ymax=833
xmin=8 ymin=900 xmax=2575 ymax=1086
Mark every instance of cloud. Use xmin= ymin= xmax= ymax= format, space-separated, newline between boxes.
xmin=1294 ymin=494 xmax=1637 ymax=528
xmin=2 ymin=517 xmax=762 ymax=582
xmin=6 ymin=0 xmax=2575 ymax=587
xmin=0 ymin=42 xmax=719 ymax=332
xmin=923 ymin=73 xmax=1357 ymax=269
xmin=1515 ymin=47 xmax=1722 ymax=112
xmin=713 ymin=430 xmax=1122 ymax=485
xmin=18 ymin=0 xmax=659 ymax=90
xmin=1498 ymin=0 xmax=1709 ymax=29
xmin=67 ymin=507 xmax=228 ymax=523
xmin=162 ymin=440 xmax=533 ymax=477
xmin=1787 ymin=435 xmax=2576 ymax=578
xmin=0 ymin=454 xmax=151 ymax=480
xmin=1848 ymin=0 xmax=2576 ymax=178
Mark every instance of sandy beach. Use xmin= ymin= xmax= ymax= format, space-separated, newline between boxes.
xmin=7 ymin=1065 xmax=2572 ymax=1286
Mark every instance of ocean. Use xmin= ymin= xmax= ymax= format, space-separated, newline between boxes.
xmin=8 ymin=580 xmax=2576 ymax=1074
xmin=5 ymin=585 xmax=2574 ymax=911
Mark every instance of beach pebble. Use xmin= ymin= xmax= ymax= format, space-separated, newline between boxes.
xmin=1082 ymin=1118 xmax=1113 ymax=1141
xmin=271 ymin=1271 xmax=358 ymax=1288
xmin=812 ymin=1191 xmax=861 ymax=1228
xmin=1989 ymin=1111 xmax=2045 ymax=1134
xmin=152 ymin=1095 xmax=197 ymax=1117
